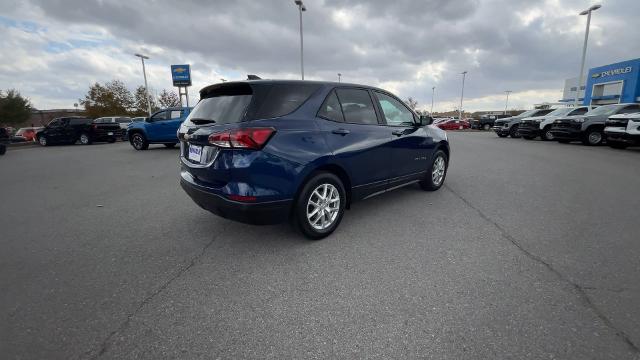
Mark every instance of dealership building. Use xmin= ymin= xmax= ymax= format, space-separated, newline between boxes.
xmin=561 ymin=58 xmax=640 ymax=105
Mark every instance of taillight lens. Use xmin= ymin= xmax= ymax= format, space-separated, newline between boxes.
xmin=208 ymin=128 xmax=275 ymax=149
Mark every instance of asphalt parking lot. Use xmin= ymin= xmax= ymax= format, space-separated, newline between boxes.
xmin=1 ymin=133 xmax=639 ymax=359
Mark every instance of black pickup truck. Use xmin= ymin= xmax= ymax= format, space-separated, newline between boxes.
xmin=36 ymin=117 xmax=122 ymax=146
xmin=0 ymin=127 xmax=8 ymax=155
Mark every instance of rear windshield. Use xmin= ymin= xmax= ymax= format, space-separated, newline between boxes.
xmin=586 ymin=104 xmax=622 ymax=116
xmin=185 ymin=82 xmax=320 ymax=125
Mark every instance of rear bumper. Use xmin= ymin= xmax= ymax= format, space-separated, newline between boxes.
xmin=180 ymin=171 xmax=292 ymax=225
xmin=549 ymin=127 xmax=582 ymax=141
xmin=604 ymin=131 xmax=640 ymax=144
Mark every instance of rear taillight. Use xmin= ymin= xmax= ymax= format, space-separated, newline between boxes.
xmin=92 ymin=124 xmax=97 ymax=130
xmin=208 ymin=128 xmax=275 ymax=150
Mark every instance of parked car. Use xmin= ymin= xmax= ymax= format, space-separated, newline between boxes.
xmin=604 ymin=112 xmax=640 ymax=149
xmin=36 ymin=117 xmax=121 ymax=146
xmin=178 ymin=80 xmax=449 ymax=239
xmin=518 ymin=106 xmax=592 ymax=141
xmin=131 ymin=117 xmax=146 ymax=122
xmin=0 ymin=127 xmax=8 ymax=155
xmin=472 ymin=114 xmax=512 ymax=130
xmin=550 ymin=103 xmax=640 ymax=145
xmin=11 ymin=127 xmax=42 ymax=142
xmin=437 ymin=118 xmax=470 ymax=130
xmin=94 ymin=116 xmax=131 ymax=140
xmin=126 ymin=107 xmax=192 ymax=150
xmin=493 ymin=109 xmax=554 ymax=138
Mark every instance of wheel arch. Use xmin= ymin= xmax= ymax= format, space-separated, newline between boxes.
xmin=294 ymin=162 xmax=353 ymax=210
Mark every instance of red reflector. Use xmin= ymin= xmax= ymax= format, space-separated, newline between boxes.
xmin=227 ymin=194 xmax=257 ymax=202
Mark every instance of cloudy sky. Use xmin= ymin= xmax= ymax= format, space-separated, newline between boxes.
xmin=1 ymin=0 xmax=638 ymax=112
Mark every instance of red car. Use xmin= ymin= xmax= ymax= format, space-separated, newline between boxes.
xmin=436 ymin=119 xmax=470 ymax=130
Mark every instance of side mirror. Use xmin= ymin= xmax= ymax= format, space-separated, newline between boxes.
xmin=419 ymin=115 xmax=434 ymax=126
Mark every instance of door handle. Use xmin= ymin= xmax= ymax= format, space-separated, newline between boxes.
xmin=392 ymin=130 xmax=405 ymax=136
xmin=332 ymin=128 xmax=350 ymax=135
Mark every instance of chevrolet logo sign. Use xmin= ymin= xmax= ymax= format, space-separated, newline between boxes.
xmin=173 ymin=67 xmax=187 ymax=73
xmin=591 ymin=73 xmax=600 ymax=78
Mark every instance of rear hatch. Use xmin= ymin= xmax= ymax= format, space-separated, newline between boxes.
xmin=92 ymin=120 xmax=122 ymax=136
xmin=179 ymin=81 xmax=321 ymax=186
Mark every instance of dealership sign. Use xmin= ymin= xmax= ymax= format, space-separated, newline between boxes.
xmin=171 ymin=64 xmax=192 ymax=86
xmin=591 ymin=66 xmax=633 ymax=79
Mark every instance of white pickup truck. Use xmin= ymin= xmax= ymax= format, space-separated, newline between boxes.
xmin=604 ymin=112 xmax=640 ymax=149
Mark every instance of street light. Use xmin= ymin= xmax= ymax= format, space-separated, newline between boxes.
xmin=294 ymin=0 xmax=306 ymax=80
xmin=575 ymin=4 xmax=601 ymax=106
xmin=459 ymin=71 xmax=467 ymax=120
xmin=134 ymin=53 xmax=152 ymax=116
xmin=430 ymin=86 xmax=435 ymax=114
xmin=337 ymin=73 xmax=341 ymax=83
xmin=504 ymin=90 xmax=512 ymax=115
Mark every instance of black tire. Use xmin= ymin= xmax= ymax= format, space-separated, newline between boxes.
xmin=558 ymin=139 xmax=571 ymax=144
xmin=509 ymin=125 xmax=521 ymax=138
xmin=79 ymin=133 xmax=92 ymax=145
xmin=292 ymin=172 xmax=346 ymax=240
xmin=419 ymin=150 xmax=448 ymax=191
xmin=38 ymin=135 xmax=48 ymax=146
xmin=483 ymin=124 xmax=491 ymax=131
xmin=582 ymin=129 xmax=604 ymax=146
xmin=497 ymin=134 xmax=508 ymax=138
xmin=130 ymin=132 xmax=149 ymax=150
xmin=0 ymin=144 xmax=6 ymax=155
xmin=164 ymin=143 xmax=177 ymax=148
xmin=608 ymin=141 xmax=628 ymax=149
xmin=522 ymin=136 xmax=535 ymax=140
xmin=541 ymin=127 xmax=554 ymax=141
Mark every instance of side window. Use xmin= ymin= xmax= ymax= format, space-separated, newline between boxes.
xmin=335 ymin=89 xmax=378 ymax=125
xmin=48 ymin=119 xmax=61 ymax=127
xmin=170 ymin=110 xmax=182 ymax=119
xmin=150 ymin=111 xmax=168 ymax=122
xmin=569 ymin=108 xmax=588 ymax=116
xmin=69 ymin=118 xmax=89 ymax=125
xmin=619 ymin=105 xmax=640 ymax=114
xmin=117 ymin=117 xmax=131 ymax=123
xmin=374 ymin=92 xmax=415 ymax=126
xmin=317 ymin=91 xmax=344 ymax=122
xmin=253 ymin=84 xmax=320 ymax=119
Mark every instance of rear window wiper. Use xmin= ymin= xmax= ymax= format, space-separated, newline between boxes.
xmin=190 ymin=118 xmax=216 ymax=125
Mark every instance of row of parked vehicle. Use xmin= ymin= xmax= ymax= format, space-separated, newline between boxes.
xmin=491 ymin=103 xmax=640 ymax=148
xmin=22 ymin=107 xmax=193 ymax=150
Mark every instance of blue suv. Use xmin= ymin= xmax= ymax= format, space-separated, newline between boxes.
xmin=127 ymin=107 xmax=192 ymax=150
xmin=178 ymin=80 xmax=450 ymax=239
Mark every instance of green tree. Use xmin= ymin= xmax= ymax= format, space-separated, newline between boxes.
xmin=80 ymin=80 xmax=134 ymax=118
xmin=158 ymin=89 xmax=180 ymax=108
xmin=133 ymin=86 xmax=159 ymax=116
xmin=0 ymin=89 xmax=32 ymax=126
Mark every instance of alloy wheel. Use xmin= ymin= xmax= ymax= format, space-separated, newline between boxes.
xmin=306 ymin=183 xmax=340 ymax=231
xmin=432 ymin=156 xmax=446 ymax=186
xmin=544 ymin=130 xmax=554 ymax=140
xmin=80 ymin=134 xmax=89 ymax=145
xmin=132 ymin=134 xmax=143 ymax=149
xmin=39 ymin=136 xmax=47 ymax=146
xmin=588 ymin=131 xmax=602 ymax=145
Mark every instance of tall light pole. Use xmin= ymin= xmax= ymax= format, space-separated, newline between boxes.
xmin=430 ymin=86 xmax=435 ymax=114
xmin=504 ymin=90 xmax=512 ymax=115
xmin=294 ymin=0 xmax=306 ymax=80
xmin=459 ymin=71 xmax=467 ymax=120
xmin=134 ymin=53 xmax=152 ymax=116
xmin=575 ymin=4 xmax=601 ymax=106
xmin=337 ymin=73 xmax=341 ymax=83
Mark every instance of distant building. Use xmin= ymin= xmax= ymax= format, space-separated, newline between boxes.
xmin=560 ymin=58 xmax=640 ymax=105
xmin=28 ymin=109 xmax=86 ymax=127
xmin=560 ymin=77 xmax=586 ymax=104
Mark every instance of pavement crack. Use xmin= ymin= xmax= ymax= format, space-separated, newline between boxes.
xmin=444 ymin=184 xmax=640 ymax=354
xmin=85 ymin=224 xmax=228 ymax=359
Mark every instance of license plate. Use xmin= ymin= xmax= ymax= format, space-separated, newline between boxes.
xmin=188 ymin=144 xmax=203 ymax=162
xmin=107 ymin=132 xmax=113 ymax=136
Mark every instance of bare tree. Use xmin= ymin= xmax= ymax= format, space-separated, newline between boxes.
xmin=405 ymin=97 xmax=418 ymax=111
